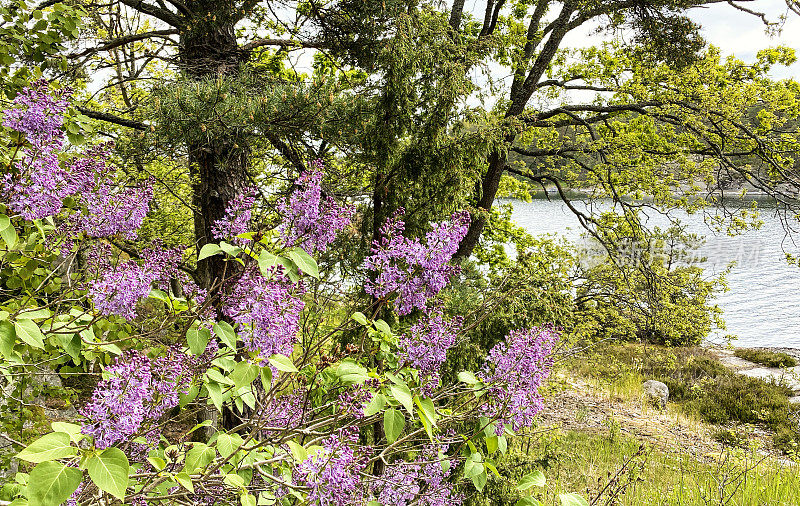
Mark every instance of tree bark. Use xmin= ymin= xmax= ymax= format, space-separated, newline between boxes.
xmin=180 ymin=22 xmax=251 ymax=290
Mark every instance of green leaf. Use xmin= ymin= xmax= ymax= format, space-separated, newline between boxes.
xmin=470 ymin=467 xmax=487 ymax=491
xmin=363 ymin=393 xmax=386 ymax=417
xmin=198 ymin=243 xmax=223 ymax=261
xmin=286 ymin=441 xmax=308 ymax=462
xmin=175 ymin=472 xmax=194 ymax=493
xmin=14 ymin=319 xmax=45 ymax=349
xmin=287 ymin=247 xmax=319 ymax=278
xmin=241 ymin=494 xmax=257 ymax=506
xmin=16 ymin=432 xmax=76 ymax=463
xmin=27 ymin=462 xmax=81 ymax=506
xmin=516 ymin=469 xmax=546 ymax=490
xmin=257 ymin=250 xmax=282 ymax=276
xmin=219 ymin=241 xmax=243 ymax=258
xmin=351 ymin=312 xmax=368 ymax=325
xmin=206 ymin=368 xmax=235 ymax=386
xmin=485 ymin=436 xmax=498 ymax=454
xmin=223 ymin=473 xmax=246 ymax=488
xmin=229 ymin=361 xmax=259 ymax=389
xmin=213 ymin=321 xmax=237 ymax=350
xmin=457 ymin=371 xmax=479 ymax=385
xmin=147 ymin=456 xmax=166 ymax=471
xmin=0 ymin=214 xmax=18 ymax=248
xmin=206 ymin=382 xmax=224 ymax=411
xmin=86 ymin=447 xmax=129 ymax=501
xmin=216 ymin=433 xmax=244 ymax=458
xmin=260 ymin=366 xmax=273 ymax=390
xmin=516 ymin=498 xmax=543 ymax=506
xmin=336 ymin=359 xmax=369 ymax=384
xmin=268 ymin=354 xmax=298 ymax=372
xmin=374 ymin=319 xmax=391 ymax=335
xmin=558 ymin=493 xmax=590 ymax=506
xmin=50 ymin=422 xmax=83 ymax=444
xmin=148 ymin=288 xmax=170 ymax=302
xmin=383 ymin=408 xmax=405 ymax=444
xmin=0 ymin=320 xmax=15 ymax=358
xmin=184 ymin=444 xmax=214 ymax=473
xmin=187 ymin=327 xmax=211 ymax=355
xmin=413 ymin=397 xmax=437 ymax=427
xmin=389 ymin=384 xmax=414 ymax=415
xmin=58 ymin=333 xmax=81 ymax=362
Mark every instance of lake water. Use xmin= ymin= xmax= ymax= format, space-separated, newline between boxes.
xmin=505 ymin=198 xmax=800 ymax=348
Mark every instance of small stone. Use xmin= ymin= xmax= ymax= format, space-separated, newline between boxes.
xmin=643 ymin=380 xmax=669 ymax=408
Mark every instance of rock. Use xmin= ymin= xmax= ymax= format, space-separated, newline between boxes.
xmin=642 ymin=380 xmax=669 ymax=408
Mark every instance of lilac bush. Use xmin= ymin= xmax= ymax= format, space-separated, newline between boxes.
xmin=1 ymin=82 xmax=562 ymax=506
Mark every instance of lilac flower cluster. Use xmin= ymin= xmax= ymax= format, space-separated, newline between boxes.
xmin=337 ymin=381 xmax=379 ymax=419
xmin=297 ymin=427 xmax=367 ymax=506
xmin=375 ymin=445 xmax=461 ymax=506
xmin=88 ymin=245 xmax=182 ymax=320
xmin=399 ymin=310 xmax=463 ymax=392
xmin=81 ymin=350 xmax=192 ymax=449
xmin=363 ymin=209 xmax=470 ymax=315
xmin=222 ymin=268 xmax=305 ymax=361
xmin=479 ymin=327 xmax=559 ymax=433
xmin=263 ymin=393 xmax=306 ymax=432
xmin=212 ymin=190 xmax=256 ymax=241
xmin=277 ymin=161 xmax=355 ymax=253
xmin=2 ymin=80 xmax=70 ymax=146
xmin=2 ymin=83 xmax=153 ymax=234
xmin=1 ymin=81 xmax=81 ymax=220
xmin=76 ymin=179 xmax=154 ymax=240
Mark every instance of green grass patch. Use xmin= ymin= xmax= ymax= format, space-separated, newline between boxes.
xmin=475 ymin=430 xmax=800 ymax=506
xmin=734 ymin=348 xmax=797 ymax=368
xmin=566 ymin=342 xmax=800 ymax=453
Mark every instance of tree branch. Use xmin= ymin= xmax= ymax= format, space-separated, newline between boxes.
xmin=76 ymin=106 xmax=148 ymax=130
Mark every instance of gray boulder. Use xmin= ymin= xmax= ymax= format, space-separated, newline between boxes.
xmin=642 ymin=380 xmax=669 ymax=408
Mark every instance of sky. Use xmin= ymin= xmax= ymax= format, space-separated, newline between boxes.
xmin=562 ymin=0 xmax=800 ymax=80
xmin=689 ymin=0 xmax=799 ymax=79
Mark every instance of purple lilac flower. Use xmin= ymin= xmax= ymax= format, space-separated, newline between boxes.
xmin=88 ymin=245 xmax=182 ymax=320
xmin=363 ymin=209 xmax=470 ymax=315
xmin=222 ymin=269 xmax=305 ymax=361
xmin=2 ymin=82 xmax=153 ymax=234
xmin=1 ymin=81 xmax=81 ymax=220
xmin=297 ymin=428 xmax=366 ymax=506
xmin=76 ymin=179 xmax=153 ymax=240
xmin=2 ymin=80 xmax=70 ymax=146
xmin=376 ymin=445 xmax=461 ymax=506
xmin=81 ymin=350 xmax=192 ymax=449
xmin=479 ymin=327 xmax=559 ymax=433
xmin=400 ymin=310 xmax=462 ymax=392
xmin=212 ymin=190 xmax=256 ymax=241
xmin=277 ymin=160 xmax=355 ymax=253
xmin=262 ymin=393 xmax=306 ymax=433
xmin=80 ymin=351 xmax=152 ymax=449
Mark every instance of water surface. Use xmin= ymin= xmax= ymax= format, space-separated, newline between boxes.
xmin=505 ymin=198 xmax=800 ymax=348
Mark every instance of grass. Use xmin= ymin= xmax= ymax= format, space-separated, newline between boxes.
xmin=476 ymin=430 xmax=800 ymax=506
xmin=564 ymin=342 xmax=800 ymax=454
xmin=733 ymin=348 xmax=797 ymax=368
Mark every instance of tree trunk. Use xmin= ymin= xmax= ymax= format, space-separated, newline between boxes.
xmin=454 ymin=146 xmax=509 ymax=260
xmin=180 ymin=22 xmax=250 ymax=291
xmin=179 ymin=18 xmax=251 ymax=436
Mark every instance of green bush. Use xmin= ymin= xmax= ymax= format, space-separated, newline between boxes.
xmin=734 ymin=348 xmax=797 ymax=368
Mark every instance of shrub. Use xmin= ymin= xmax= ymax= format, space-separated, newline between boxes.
xmin=734 ymin=348 xmax=797 ymax=368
